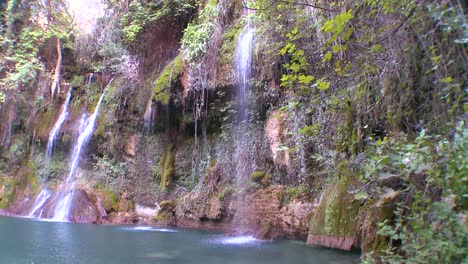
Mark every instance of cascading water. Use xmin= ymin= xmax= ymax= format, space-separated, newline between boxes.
xmin=143 ymin=97 xmax=153 ymax=132
xmin=28 ymin=189 xmax=51 ymax=218
xmin=46 ymin=89 xmax=72 ymax=159
xmin=236 ymin=25 xmax=254 ymax=122
xmin=234 ymin=21 xmax=255 ymax=185
xmin=52 ymin=89 xmax=107 ymax=221
xmin=29 ymin=89 xmax=72 ymax=218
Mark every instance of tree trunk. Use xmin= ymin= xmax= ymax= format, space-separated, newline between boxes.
xmin=50 ymin=37 xmax=62 ymax=99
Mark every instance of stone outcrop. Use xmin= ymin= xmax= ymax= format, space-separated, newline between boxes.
xmin=69 ymin=189 xmax=101 ymax=223
xmin=306 ymin=235 xmax=359 ymax=251
xmin=265 ymin=111 xmax=291 ymax=172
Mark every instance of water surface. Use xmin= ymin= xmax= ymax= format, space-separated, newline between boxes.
xmin=0 ymin=216 xmax=360 ymax=264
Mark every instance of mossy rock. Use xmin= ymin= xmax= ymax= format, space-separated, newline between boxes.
xmin=100 ymin=189 xmax=120 ymax=213
xmin=153 ymin=54 xmax=184 ymax=104
xmin=158 ymin=144 xmax=175 ymax=192
xmin=159 ymin=200 xmax=175 ymax=211
xmin=0 ymin=176 xmax=18 ymax=209
xmin=309 ymin=173 xmax=359 ymax=238
xmin=251 ymin=171 xmax=266 ymax=183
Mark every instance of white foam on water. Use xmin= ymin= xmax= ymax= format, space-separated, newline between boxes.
xmin=219 ymin=235 xmax=259 ymax=245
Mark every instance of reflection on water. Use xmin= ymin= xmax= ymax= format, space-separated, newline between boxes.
xmin=0 ymin=216 xmax=360 ymax=264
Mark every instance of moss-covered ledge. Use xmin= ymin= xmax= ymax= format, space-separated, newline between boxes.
xmin=307 ymin=174 xmax=360 ymax=251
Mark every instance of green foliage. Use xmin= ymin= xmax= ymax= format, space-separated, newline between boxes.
xmin=361 ymin=123 xmax=468 ymax=262
xmin=0 ymin=175 xmax=17 ymax=208
xmin=321 ymin=10 xmax=354 ymax=45
xmin=181 ymin=0 xmax=219 ymax=67
xmin=100 ymin=188 xmax=120 ymax=213
xmin=121 ymin=0 xmax=198 ymax=44
xmin=92 ymin=154 xmax=128 ymax=190
xmin=0 ymin=0 xmax=72 ymax=93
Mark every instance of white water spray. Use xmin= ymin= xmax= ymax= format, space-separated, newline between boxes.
xmin=28 ymin=189 xmax=51 ymax=218
xmin=236 ymin=25 xmax=254 ymax=122
xmin=234 ymin=21 xmax=255 ymax=185
xmin=143 ymin=97 xmax=153 ymax=132
xmin=52 ymin=88 xmax=107 ymax=221
xmin=46 ymin=89 xmax=72 ymax=158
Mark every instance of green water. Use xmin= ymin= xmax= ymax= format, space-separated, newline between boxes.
xmin=0 ymin=216 xmax=360 ymax=264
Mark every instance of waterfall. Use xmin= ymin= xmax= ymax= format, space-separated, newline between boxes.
xmin=236 ymin=25 xmax=254 ymax=122
xmin=143 ymin=97 xmax=153 ymax=132
xmin=52 ymin=89 xmax=107 ymax=221
xmin=234 ymin=21 xmax=255 ymax=184
xmin=28 ymin=89 xmax=72 ymax=218
xmin=28 ymin=189 xmax=51 ymax=218
xmin=46 ymin=89 xmax=72 ymax=159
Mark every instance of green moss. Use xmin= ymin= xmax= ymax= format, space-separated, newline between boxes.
xmin=309 ymin=163 xmax=359 ymax=238
xmin=154 ymin=200 xmax=175 ymax=221
xmin=70 ymin=75 xmax=85 ymax=87
xmin=159 ymin=200 xmax=174 ymax=210
xmin=251 ymin=171 xmax=266 ymax=182
xmin=100 ymin=188 xmax=120 ymax=213
xmin=153 ymin=54 xmax=184 ymax=104
xmin=35 ymin=107 xmax=57 ymax=139
xmin=0 ymin=176 xmax=17 ymax=209
xmin=158 ymin=144 xmax=175 ymax=192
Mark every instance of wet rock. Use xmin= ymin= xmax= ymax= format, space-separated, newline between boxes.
xmin=306 ymin=235 xmax=359 ymax=251
xmin=69 ymin=189 xmax=100 ymax=223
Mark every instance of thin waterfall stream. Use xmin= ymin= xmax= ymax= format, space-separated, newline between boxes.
xmin=234 ymin=21 xmax=255 ymax=186
xmin=29 ymin=89 xmax=72 ymax=218
xmin=52 ymin=88 xmax=107 ymax=221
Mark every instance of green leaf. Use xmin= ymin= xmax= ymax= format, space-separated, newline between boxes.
xmin=315 ymin=79 xmax=331 ymax=91
xmin=298 ymin=75 xmax=314 ymax=84
xmin=332 ymin=45 xmax=341 ymax=53
xmin=371 ymin=44 xmax=383 ymax=53
xmin=440 ymin=76 xmax=454 ymax=83
xmin=323 ymin=51 xmax=332 ymax=62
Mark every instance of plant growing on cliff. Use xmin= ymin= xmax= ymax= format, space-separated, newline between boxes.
xmin=120 ymin=0 xmax=198 ymax=44
xmin=360 ymin=123 xmax=467 ymax=262
xmin=180 ymin=0 xmax=219 ymax=68
xmin=92 ymin=154 xmax=128 ymax=190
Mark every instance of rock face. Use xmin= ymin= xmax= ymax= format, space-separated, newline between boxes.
xmin=307 ymin=177 xmax=360 ymax=250
xmin=69 ymin=189 xmax=101 ymax=223
xmin=265 ymin=111 xmax=291 ymax=172
xmin=306 ymin=235 xmax=359 ymax=251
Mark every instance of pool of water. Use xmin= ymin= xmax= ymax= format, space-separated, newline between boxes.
xmin=0 ymin=216 xmax=360 ymax=264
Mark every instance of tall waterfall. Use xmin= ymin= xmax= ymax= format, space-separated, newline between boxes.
xmin=52 ymin=90 xmax=107 ymax=221
xmin=234 ymin=21 xmax=255 ymax=184
xmin=29 ymin=89 xmax=72 ymax=218
xmin=236 ymin=25 xmax=254 ymax=122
